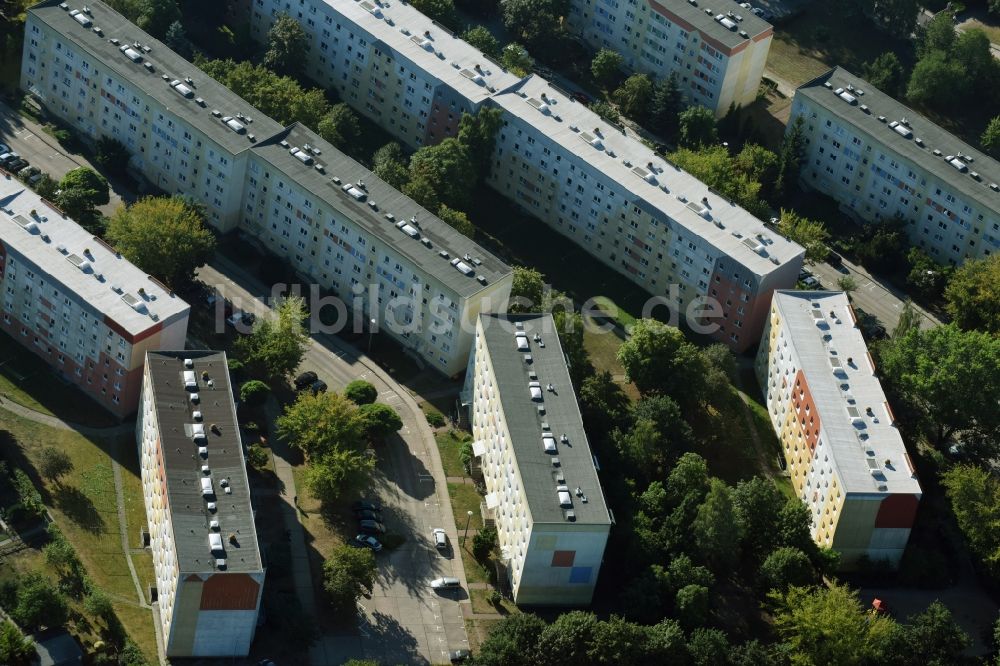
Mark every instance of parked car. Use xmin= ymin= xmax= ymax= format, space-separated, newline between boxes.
xmin=432 ymin=528 xmax=448 ymax=551
xmin=6 ymin=159 xmax=28 ymax=173
xmin=309 ymin=379 xmax=328 ymax=394
xmin=798 ymin=268 xmax=812 ymax=281
xmin=0 ymin=143 xmax=9 ymax=155
xmin=354 ymin=534 xmax=383 ymax=552
xmin=28 ymin=173 xmax=43 ymax=186
xmin=359 ymin=519 xmax=385 ymax=535
xmin=449 ymin=649 xmax=471 ymax=663
xmin=430 ymin=577 xmax=461 ymax=590
xmin=854 ymin=308 xmax=887 ymax=341
xmin=351 ymin=499 xmax=382 ymax=512
xmin=18 ymin=165 xmax=39 ymax=180
xmin=0 ymin=152 xmax=18 ymax=165
xmin=801 ymin=276 xmax=820 ymax=288
xmin=293 ymin=371 xmax=318 ymax=390
xmin=354 ymin=509 xmax=381 ymax=521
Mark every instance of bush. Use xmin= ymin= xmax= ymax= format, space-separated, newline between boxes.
xmin=240 ymin=379 xmax=271 ymax=407
xmin=246 ymin=444 xmax=269 ymax=469
xmin=344 ymin=380 xmax=378 ymax=405
xmin=487 ymin=589 xmax=502 ymax=606
xmin=472 ymin=525 xmax=496 ymax=562
xmin=358 ymin=403 xmax=403 ymax=441
xmin=425 ymin=410 xmax=446 ymax=428
xmin=94 ymin=136 xmax=130 ymax=174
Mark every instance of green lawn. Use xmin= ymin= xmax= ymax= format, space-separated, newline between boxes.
xmin=470 ymin=587 xmax=518 ymax=615
xmin=446 ymin=482 xmax=484 ymax=534
xmin=961 ymin=19 xmax=1000 ymax=45
xmin=456 ymin=544 xmax=492 ymax=585
xmin=435 ymin=429 xmax=471 ymax=478
xmin=0 ymin=414 xmax=157 ymax=662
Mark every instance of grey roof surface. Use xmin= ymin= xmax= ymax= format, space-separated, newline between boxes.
xmin=31 ymin=628 xmax=83 ymax=666
xmin=29 ymin=0 xmax=284 ymax=154
xmin=250 ymin=124 xmax=511 ymax=296
xmin=145 ymin=350 xmax=262 ymax=574
xmin=0 ymin=176 xmax=190 ymax=335
xmin=492 ymin=76 xmax=805 ymax=276
xmin=773 ymin=291 xmax=921 ymax=496
xmin=479 ymin=313 xmax=610 ymax=525
xmin=650 ymin=0 xmax=773 ymax=50
xmin=797 ymin=67 xmax=1000 ymax=212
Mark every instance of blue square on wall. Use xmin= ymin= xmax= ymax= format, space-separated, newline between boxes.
xmin=568 ymin=566 xmax=592 ymax=584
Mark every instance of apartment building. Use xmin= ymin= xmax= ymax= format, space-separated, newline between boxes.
xmin=241 ymin=0 xmax=522 ymax=149
xmin=0 ymin=173 xmax=189 ymax=417
xmin=790 ymin=67 xmax=1000 ymax=265
xmin=469 ymin=313 xmax=611 ymax=605
xmin=22 ymin=0 xmax=512 ymax=377
xmin=136 ymin=350 xmax=264 ymax=657
xmin=489 ymin=75 xmax=803 ymax=351
xmin=755 ymin=291 xmax=921 ymax=567
xmin=568 ymin=0 xmax=773 ymax=115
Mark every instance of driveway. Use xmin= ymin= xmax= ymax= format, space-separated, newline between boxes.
xmin=197 ymin=257 xmax=471 ymax=665
xmin=805 ymin=256 xmax=940 ymax=333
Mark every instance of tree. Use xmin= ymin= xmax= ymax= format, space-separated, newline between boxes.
xmin=411 ymin=0 xmax=459 ymax=29
xmin=304 ymin=448 xmax=375 ymax=506
xmin=982 ymin=115 xmax=1000 ymax=158
xmin=58 ymin=167 xmax=109 ymax=208
xmin=137 ymin=0 xmax=180 ymax=39
xmin=903 ymin=601 xmax=970 ymax=665
xmin=408 ymin=138 xmax=476 ymax=209
xmin=864 ymin=52 xmax=906 ymax=97
xmin=675 ymin=584 xmax=710 ymax=629
xmin=759 ymin=547 xmax=815 ymax=591
xmin=501 ymin=0 xmax=568 ymax=49
xmin=732 ymin=476 xmax=787 ymax=566
xmin=239 ymin=379 xmax=270 ymax=407
xmin=474 ymin=613 xmax=546 ymax=666
xmin=686 ymin=627 xmax=730 ymax=666
xmin=650 ymin=73 xmax=684 ymax=142
xmin=944 ymin=254 xmax=1000 ymax=334
xmin=553 ymin=310 xmax=594 ymax=387
xmin=613 ymin=73 xmax=654 ymax=121
xmin=83 ymin=588 xmax=114 ymax=621
xmin=37 ymin=446 xmax=72 ymax=485
xmin=0 ymin=620 xmax=32 ymax=666
xmin=591 ymin=48 xmax=624 ymax=88
xmin=437 ymin=204 xmax=475 ymax=237
xmin=106 ymin=196 xmax=215 ymax=289
xmin=323 ymin=544 xmax=377 ymax=615
xmin=457 ymin=107 xmax=504 ymax=179
xmin=907 ymin=51 xmax=969 ymax=109
xmin=372 ymin=142 xmax=409 ymax=190
xmin=589 ymin=100 xmax=620 ymax=124
xmin=770 ymin=582 xmax=895 ymax=666
xmin=917 ymin=11 xmax=955 ymax=57
xmin=164 ymin=20 xmax=193 ymax=60
xmin=852 ymin=215 xmax=909 ymax=272
xmin=509 ymin=266 xmax=544 ymax=311
xmin=778 ymin=208 xmax=830 ymax=264
xmin=276 ymin=391 xmax=365 ymax=459
xmin=32 ymin=175 xmax=58 ymax=200
xmin=357 ymin=403 xmax=403 ymax=441
xmin=94 ymin=136 xmax=130 ymax=174
xmin=344 ymin=380 xmax=378 ymax=405
xmin=199 ymin=59 xmax=330 ymax=127
xmin=264 ymin=13 xmax=308 ymax=75
xmin=906 ymin=247 xmax=950 ymax=299
xmin=837 ymin=275 xmax=858 ymax=295
xmin=463 ymin=25 xmax=501 ymax=59
xmin=246 ymin=444 xmax=269 ymax=469
xmin=617 ymin=319 xmax=709 ymax=404
xmin=500 ymin=42 xmax=533 ymax=77
xmin=12 ymin=469 xmax=43 ymax=518
xmin=235 ymin=297 xmax=310 ymax=382
xmin=402 ymin=174 xmax=440 ymax=211
xmin=472 ymin=525 xmax=497 ymax=562
xmin=702 ymin=344 xmax=737 ymax=384
xmin=668 ymin=146 xmax=768 ymax=218
xmin=776 ymin=115 xmax=806 ymax=198
xmin=317 ymin=103 xmax=361 ymax=150
xmin=893 ymin=299 xmax=921 ymax=339
xmin=11 ymin=573 xmax=68 ymax=631
xmin=858 ymin=0 xmax=918 ymax=39
xmin=578 ymin=370 xmax=629 ymax=437
xmin=615 ymin=395 xmax=692 ymax=478
xmin=692 ymin=478 xmax=743 ymax=571
xmin=534 ymin=611 xmax=598 ymax=661
xmin=678 ymin=106 xmax=718 ymax=148
xmin=879 ymin=325 xmax=1000 ymax=451
xmin=941 ymin=465 xmax=1000 ymax=575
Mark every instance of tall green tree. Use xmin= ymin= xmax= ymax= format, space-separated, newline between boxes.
xmin=903 ymin=601 xmax=970 ymax=666
xmin=235 ymin=297 xmax=310 ymax=382
xmin=863 ymin=51 xmax=907 ymax=97
xmin=759 ymin=546 xmax=815 ymax=591
xmin=500 ymin=0 xmax=568 ymax=49
xmin=357 ymin=403 xmax=403 ymax=441
xmin=893 ymin=299 xmax=921 ymax=339
xmin=677 ymin=105 xmax=718 ymax=148
xmin=0 ymin=620 xmax=32 ymax=666
xmin=411 ymin=0 xmax=459 ymax=30
xmin=578 ymin=370 xmax=629 ymax=437
xmin=106 ymin=196 xmax=216 ymax=289
xmin=408 ymin=138 xmax=476 ymax=209
xmin=57 ymin=166 xmax=109 ymax=210
xmin=879 ymin=325 xmax=1000 ymax=452
xmin=618 ymin=319 xmax=710 ymax=404
xmin=941 ymin=465 xmax=1000 ymax=575
xmin=907 ymin=50 xmax=969 ymax=108
xmin=462 ymin=25 xmax=501 ymax=59
xmin=371 ymin=142 xmax=409 ymax=190
xmin=944 ymin=254 xmax=1000 ymax=334
xmin=137 ymin=0 xmax=181 ymax=39
xmin=535 ymin=611 xmax=599 ymax=662
xmin=322 ymin=544 xmax=377 ymax=616
xmin=613 ymin=74 xmax=654 ymax=121
xmin=732 ymin=476 xmax=787 ymax=567
xmin=344 ymin=380 xmax=378 ymax=405
xmin=500 ymin=43 xmax=533 ymax=76
xmin=317 ymin=103 xmax=361 ymax=151
xmin=778 ymin=208 xmax=829 ymax=264
xmin=199 ymin=59 xmax=330 ymax=127
xmin=668 ymin=145 xmax=769 ymax=218
xmin=264 ymin=13 xmax=308 ymax=76
xmin=649 ymin=73 xmax=684 ymax=142
xmin=474 ymin=612 xmax=546 ymax=666
xmin=775 ymin=116 xmax=805 ymax=198
xmin=509 ymin=266 xmax=544 ymax=311
xmin=917 ymin=10 xmax=956 ymax=57
xmin=37 ymin=446 xmax=72 ymax=486
xmin=982 ymin=115 xmax=1000 ymax=158
xmin=276 ymin=391 xmax=365 ymax=459
xmin=11 ymin=573 xmax=68 ymax=631
xmin=457 ymin=107 xmax=504 ymax=179
xmin=692 ymin=478 xmax=743 ymax=571
xmin=164 ymin=20 xmax=193 ymax=60
xmin=591 ymin=48 xmax=624 ymax=88
xmin=854 ymin=0 xmax=919 ymax=39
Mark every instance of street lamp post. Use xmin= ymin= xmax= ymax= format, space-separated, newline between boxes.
xmin=462 ymin=510 xmax=474 ymax=547
xmin=367 ymin=317 xmax=376 ymax=352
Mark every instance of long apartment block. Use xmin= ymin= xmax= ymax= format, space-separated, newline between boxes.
xmin=567 ymin=0 xmax=773 ymax=115
xmin=137 ymin=351 xmax=263 ymax=657
xmin=469 ymin=314 xmax=612 ymax=605
xmin=755 ymin=291 xmax=921 ymax=567
xmin=790 ymin=67 xmax=1000 ymax=265
xmin=242 ymin=0 xmax=804 ymax=351
xmin=22 ymin=0 xmax=512 ymax=376
xmin=0 ymin=173 xmax=189 ymax=417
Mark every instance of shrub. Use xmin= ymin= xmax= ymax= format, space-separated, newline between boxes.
xmin=344 ymin=380 xmax=378 ymax=405
xmin=246 ymin=444 xmax=269 ymax=469
xmin=487 ymin=589 xmax=502 ymax=606
xmin=472 ymin=525 xmax=496 ymax=562
xmin=425 ymin=410 xmax=446 ymax=428
xmin=239 ymin=379 xmax=271 ymax=407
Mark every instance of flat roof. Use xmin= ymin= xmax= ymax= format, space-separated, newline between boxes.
xmin=648 ymin=0 xmax=773 ymax=51
xmin=492 ymin=75 xmax=805 ymax=276
xmin=479 ymin=313 xmax=611 ymax=525
xmin=796 ymin=67 xmax=1000 ymax=212
xmin=29 ymin=0 xmax=285 ymax=155
xmin=145 ymin=350 xmax=262 ymax=574
xmin=317 ymin=0 xmax=522 ymax=101
xmin=250 ymin=124 xmax=511 ymax=296
xmin=773 ymin=291 xmax=921 ymax=496
xmin=0 ymin=175 xmax=189 ymax=335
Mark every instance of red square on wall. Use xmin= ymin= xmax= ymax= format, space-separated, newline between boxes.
xmin=551 ymin=550 xmax=575 ymax=567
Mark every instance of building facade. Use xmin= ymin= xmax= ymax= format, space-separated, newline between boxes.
xmin=136 ymin=350 xmax=264 ymax=657
xmin=469 ymin=314 xmax=611 ymax=605
xmin=0 ymin=173 xmax=189 ymax=417
xmin=789 ymin=67 xmax=1000 ymax=265
xmin=22 ymin=0 xmax=512 ymax=377
xmin=756 ymin=291 xmax=921 ymax=567
xmin=567 ymin=0 xmax=773 ymax=115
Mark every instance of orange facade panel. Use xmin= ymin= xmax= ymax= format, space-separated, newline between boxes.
xmin=874 ymin=494 xmax=919 ymax=529
xmin=199 ymin=573 xmax=260 ymax=611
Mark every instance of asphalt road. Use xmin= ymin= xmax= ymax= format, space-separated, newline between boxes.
xmin=804 ymin=256 xmax=940 ymax=333
xmin=197 ymin=258 xmax=471 ymax=665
